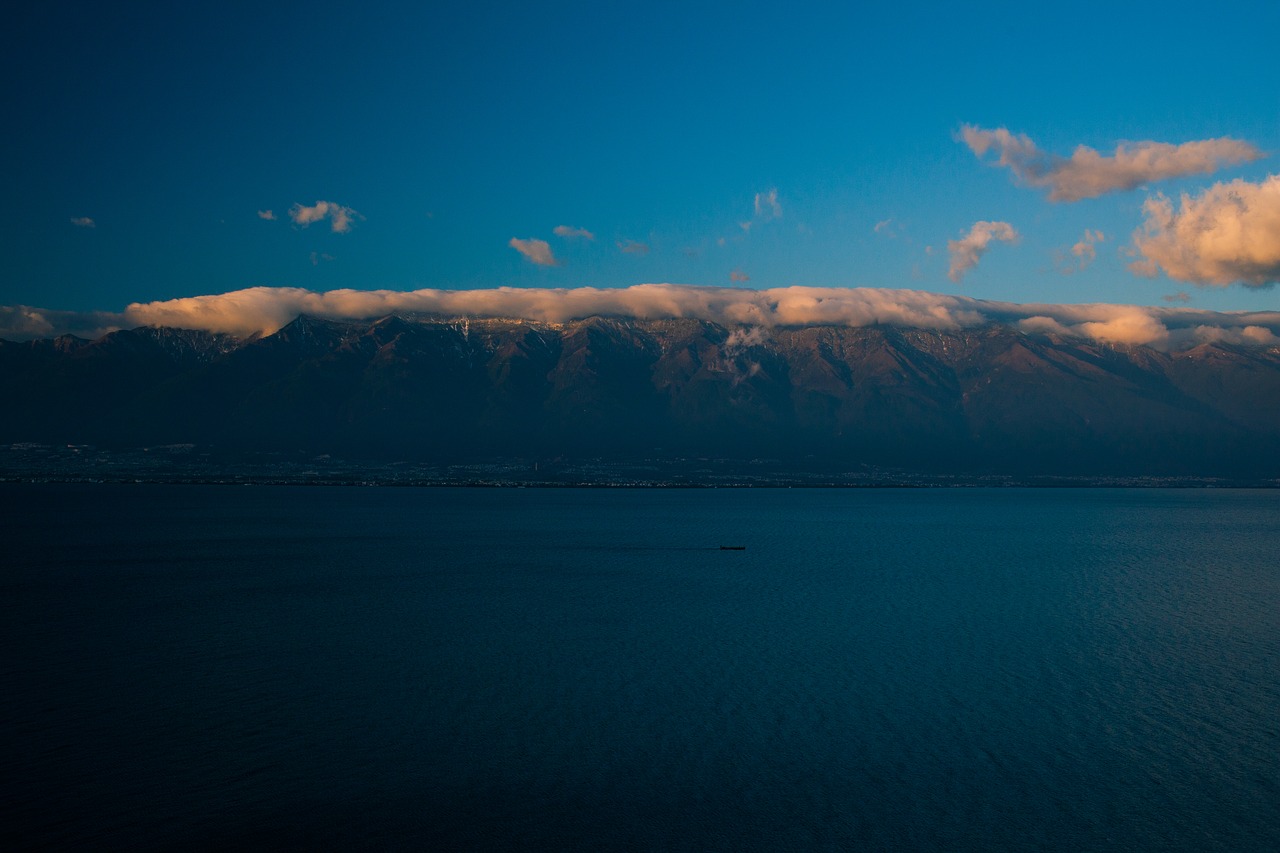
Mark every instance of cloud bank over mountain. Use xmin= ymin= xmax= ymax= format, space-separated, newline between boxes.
xmin=3 ymin=285 xmax=1278 ymax=350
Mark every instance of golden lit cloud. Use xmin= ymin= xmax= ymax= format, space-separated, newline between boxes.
xmin=947 ymin=221 xmax=1018 ymax=282
xmin=508 ymin=237 xmax=559 ymax=266
xmin=960 ymin=125 xmax=1264 ymax=202
xmin=1130 ymin=175 xmax=1280 ymax=287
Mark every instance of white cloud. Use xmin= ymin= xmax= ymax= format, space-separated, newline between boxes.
xmin=1130 ymin=174 xmax=1280 ymax=287
xmin=947 ymin=221 xmax=1019 ymax=282
xmin=960 ymin=125 xmax=1264 ymax=202
xmin=288 ymin=200 xmax=362 ymax=233
xmin=508 ymin=237 xmax=559 ymax=266
xmin=617 ymin=239 xmax=650 ymax=255
xmin=553 ymin=225 xmax=595 ymax=240
xmin=1162 ymin=291 xmax=1192 ymax=303
xmin=730 ymin=269 xmax=750 ymax=283
xmin=257 ymin=209 xmax=276 ymax=221
xmin=70 ymin=217 xmax=95 ymax=228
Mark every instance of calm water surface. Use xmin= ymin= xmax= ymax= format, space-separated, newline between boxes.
xmin=2 ymin=485 xmax=1278 ymax=851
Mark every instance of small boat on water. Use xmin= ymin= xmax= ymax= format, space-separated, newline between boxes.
xmin=719 ymin=545 xmax=746 ymax=551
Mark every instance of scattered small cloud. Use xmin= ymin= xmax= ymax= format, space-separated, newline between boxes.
xmin=309 ymin=252 xmax=335 ymax=266
xmin=1075 ymin=229 xmax=1105 ymax=258
xmin=754 ymin=188 xmax=782 ymax=220
xmin=947 ymin=220 xmax=1018 ymax=282
xmin=70 ymin=216 xmax=95 ymax=228
xmin=739 ymin=188 xmax=783 ymax=233
xmin=509 ymin=237 xmax=559 ymax=266
xmin=1057 ymin=229 xmax=1105 ymax=274
xmin=873 ymin=218 xmax=903 ymax=238
xmin=682 ymin=247 xmax=701 ymax=259
xmin=289 ymin=200 xmax=362 ymax=233
xmin=1163 ymin=291 xmax=1192 ymax=303
xmin=959 ymin=124 xmax=1264 ymax=202
xmin=617 ymin=239 xmax=650 ymax=255
xmin=553 ymin=225 xmax=595 ymax=241
xmin=1129 ymin=174 xmax=1280 ymax=287
xmin=730 ymin=269 xmax=750 ymax=283
xmin=257 ymin=210 xmax=276 ymax=221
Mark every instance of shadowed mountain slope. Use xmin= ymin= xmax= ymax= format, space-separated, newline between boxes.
xmin=3 ymin=316 xmax=1279 ymax=476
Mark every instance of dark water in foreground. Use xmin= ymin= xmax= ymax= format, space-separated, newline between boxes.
xmin=2 ymin=485 xmax=1278 ymax=851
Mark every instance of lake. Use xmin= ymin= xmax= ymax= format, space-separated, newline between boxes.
xmin=2 ymin=485 xmax=1278 ymax=850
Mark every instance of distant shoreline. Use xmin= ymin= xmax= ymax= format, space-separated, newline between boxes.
xmin=5 ymin=445 xmax=1276 ymax=490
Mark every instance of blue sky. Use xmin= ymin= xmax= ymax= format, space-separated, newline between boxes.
xmin=4 ymin=0 xmax=1278 ymax=317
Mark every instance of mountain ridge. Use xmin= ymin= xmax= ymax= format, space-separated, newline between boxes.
xmin=3 ymin=314 xmax=1278 ymax=478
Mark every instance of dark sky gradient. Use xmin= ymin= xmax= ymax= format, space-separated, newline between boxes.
xmin=3 ymin=1 xmax=1278 ymax=314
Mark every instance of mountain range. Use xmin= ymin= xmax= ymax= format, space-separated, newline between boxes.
xmin=3 ymin=314 xmax=1279 ymax=478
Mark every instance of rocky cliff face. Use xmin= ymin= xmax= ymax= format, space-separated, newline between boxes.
xmin=4 ymin=315 xmax=1279 ymax=476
